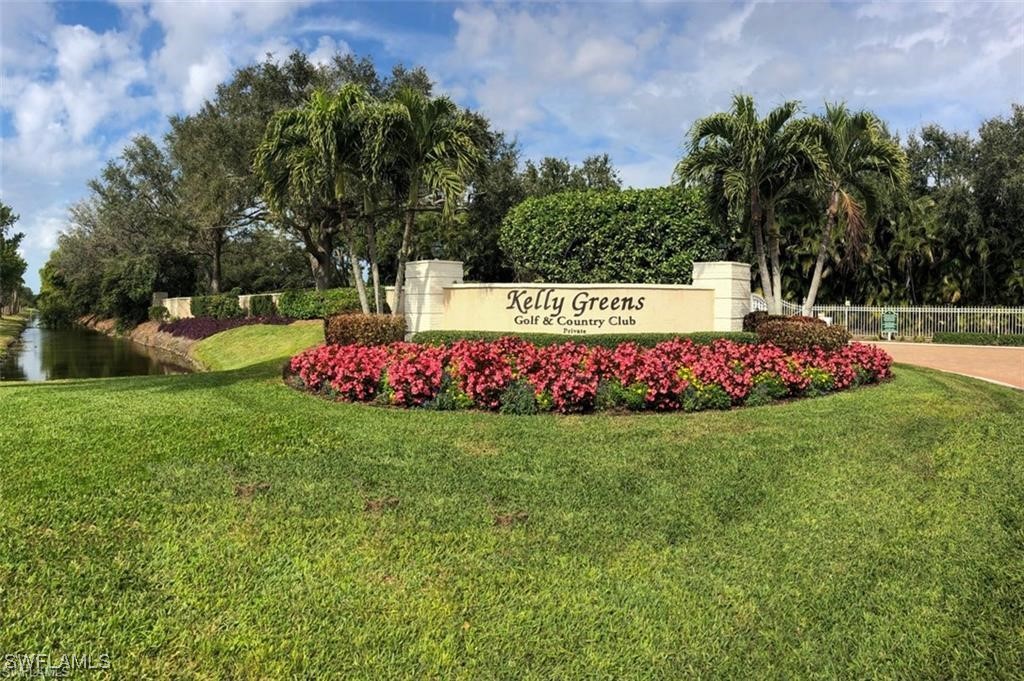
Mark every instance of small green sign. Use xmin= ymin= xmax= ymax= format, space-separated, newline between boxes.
xmin=881 ymin=311 xmax=898 ymax=333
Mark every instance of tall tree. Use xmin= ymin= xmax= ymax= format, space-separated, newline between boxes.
xmin=521 ymin=154 xmax=622 ymax=197
xmin=0 ymin=202 xmax=27 ymax=314
xmin=254 ymin=86 xmax=372 ymax=306
xmin=801 ymin=104 xmax=908 ymax=313
xmin=365 ymin=88 xmax=486 ymax=316
xmin=676 ymin=95 xmax=821 ymax=313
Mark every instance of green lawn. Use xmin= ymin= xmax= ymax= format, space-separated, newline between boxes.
xmin=1 ymin=341 xmax=1022 ymax=677
xmin=191 ymin=320 xmax=324 ymax=370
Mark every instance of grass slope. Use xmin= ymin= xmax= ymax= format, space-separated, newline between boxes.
xmin=0 ymin=312 xmax=30 ymax=357
xmin=0 ymin=361 xmax=1022 ymax=677
xmin=191 ymin=320 xmax=323 ymax=371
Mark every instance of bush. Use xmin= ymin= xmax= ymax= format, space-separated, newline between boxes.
xmin=324 ymin=314 xmax=406 ymax=346
xmin=743 ymin=311 xmax=825 ymax=332
xmin=499 ymin=186 xmax=725 ymax=283
xmin=98 ymin=255 xmax=159 ymax=326
xmin=149 ymin=305 xmax=170 ymax=322
xmin=756 ymin=320 xmax=851 ymax=351
xmin=278 ymin=288 xmax=363 ymax=319
xmin=742 ymin=311 xmax=770 ymax=332
xmin=745 ymin=372 xmax=789 ymax=407
xmin=498 ymin=380 xmax=540 ymax=415
xmin=426 ymin=374 xmax=474 ymax=411
xmin=411 ymin=330 xmax=758 ymax=348
xmin=160 ymin=316 xmax=293 ymax=340
xmin=286 ymin=338 xmax=893 ymax=415
xmin=191 ymin=294 xmax=244 ymax=320
xmin=248 ymin=295 xmax=277 ymax=317
xmin=931 ymin=332 xmax=1024 ymax=347
xmin=595 ymin=379 xmax=646 ymax=411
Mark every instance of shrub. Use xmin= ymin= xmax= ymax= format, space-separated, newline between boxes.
xmin=324 ymin=314 xmax=406 ymax=346
xmin=743 ymin=311 xmax=770 ymax=332
xmin=149 ymin=305 xmax=170 ymax=322
xmin=98 ymin=255 xmax=159 ymax=326
xmin=426 ymin=374 xmax=474 ymax=411
xmin=248 ymin=295 xmax=276 ymax=317
xmin=499 ymin=186 xmax=726 ymax=283
xmin=160 ymin=316 xmax=292 ymax=340
xmin=745 ymin=372 xmax=789 ymax=407
xmin=595 ymin=379 xmax=646 ymax=411
xmin=191 ymin=294 xmax=244 ymax=320
xmin=412 ymin=330 xmax=758 ymax=348
xmin=278 ymin=288 xmax=363 ymax=320
xmin=287 ymin=338 xmax=893 ymax=415
xmin=499 ymin=380 xmax=540 ymax=415
xmin=743 ymin=312 xmax=824 ymax=332
xmin=385 ymin=343 xmax=448 ymax=407
xmin=756 ymin=320 xmax=851 ymax=351
xmin=932 ymin=332 xmax=1024 ymax=347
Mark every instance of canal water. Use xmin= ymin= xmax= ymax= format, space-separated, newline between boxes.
xmin=0 ymin=317 xmax=191 ymax=382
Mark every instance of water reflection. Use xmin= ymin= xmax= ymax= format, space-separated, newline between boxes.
xmin=1 ymin=317 xmax=191 ymax=382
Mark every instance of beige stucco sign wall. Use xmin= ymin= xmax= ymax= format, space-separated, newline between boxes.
xmin=440 ymin=284 xmax=716 ymax=335
xmin=397 ymin=259 xmax=751 ymax=336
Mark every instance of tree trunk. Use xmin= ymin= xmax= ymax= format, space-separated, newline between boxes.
xmin=365 ymin=220 xmax=383 ymax=314
xmin=803 ymin=192 xmax=837 ymax=315
xmin=342 ymin=220 xmax=370 ymax=314
xmin=298 ymin=224 xmax=336 ymax=291
xmin=766 ymin=204 xmax=783 ymax=315
xmin=750 ymin=196 xmax=774 ymax=312
xmin=392 ymin=208 xmax=416 ymax=317
xmin=307 ymin=252 xmax=333 ymax=291
xmin=210 ymin=229 xmax=223 ymax=294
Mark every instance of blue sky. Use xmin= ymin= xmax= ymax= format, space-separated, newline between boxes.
xmin=2 ymin=1 xmax=1022 ymax=291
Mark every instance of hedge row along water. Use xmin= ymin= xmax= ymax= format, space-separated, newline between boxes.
xmin=286 ymin=338 xmax=893 ymax=415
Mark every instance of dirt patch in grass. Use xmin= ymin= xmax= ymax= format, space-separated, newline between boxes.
xmin=234 ymin=482 xmax=271 ymax=499
xmin=494 ymin=511 xmax=529 ymax=528
xmin=364 ymin=496 xmax=400 ymax=513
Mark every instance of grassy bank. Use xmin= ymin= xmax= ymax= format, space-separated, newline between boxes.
xmin=1 ymin=353 xmax=1022 ymax=677
xmin=0 ymin=311 xmax=30 ymax=358
xmin=191 ymin=320 xmax=323 ymax=371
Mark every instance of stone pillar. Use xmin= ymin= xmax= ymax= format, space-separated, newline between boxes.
xmin=400 ymin=260 xmax=464 ymax=335
xmin=691 ymin=261 xmax=751 ymax=332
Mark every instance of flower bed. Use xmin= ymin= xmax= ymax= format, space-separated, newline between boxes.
xmin=286 ymin=338 xmax=893 ymax=415
xmin=160 ymin=316 xmax=294 ymax=340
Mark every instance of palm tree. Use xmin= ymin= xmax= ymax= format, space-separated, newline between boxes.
xmin=364 ymin=88 xmax=484 ymax=316
xmin=254 ymin=85 xmax=372 ymax=309
xmin=676 ymin=95 xmax=822 ymax=314
xmin=802 ymin=104 xmax=908 ymax=314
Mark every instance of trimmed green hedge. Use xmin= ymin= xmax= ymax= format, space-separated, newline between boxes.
xmin=932 ymin=332 xmax=1024 ymax=346
xmin=411 ymin=330 xmax=757 ymax=348
xmin=756 ymin=320 xmax=851 ymax=351
xmin=248 ymin=294 xmax=277 ymax=317
xmin=499 ymin=186 xmax=725 ymax=283
xmin=277 ymin=288 xmax=362 ymax=320
xmin=324 ymin=314 xmax=406 ymax=346
xmin=191 ymin=294 xmax=243 ymax=319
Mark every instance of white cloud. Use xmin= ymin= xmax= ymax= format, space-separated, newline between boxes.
xmin=182 ymin=52 xmax=232 ymax=111
xmin=0 ymin=1 xmax=56 ymax=72
xmin=435 ymin=0 xmax=1023 ymax=187
xmin=147 ymin=0 xmax=314 ymax=112
xmin=1 ymin=0 xmax=1021 ymax=292
xmin=309 ymin=35 xmax=351 ymax=67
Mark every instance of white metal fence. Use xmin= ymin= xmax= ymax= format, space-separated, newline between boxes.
xmin=749 ymin=295 xmax=1024 ymax=337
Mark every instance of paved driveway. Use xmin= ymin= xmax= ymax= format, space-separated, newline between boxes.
xmin=869 ymin=342 xmax=1024 ymax=389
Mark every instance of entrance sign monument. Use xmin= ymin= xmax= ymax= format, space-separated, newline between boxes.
xmin=396 ymin=260 xmax=752 ymax=336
